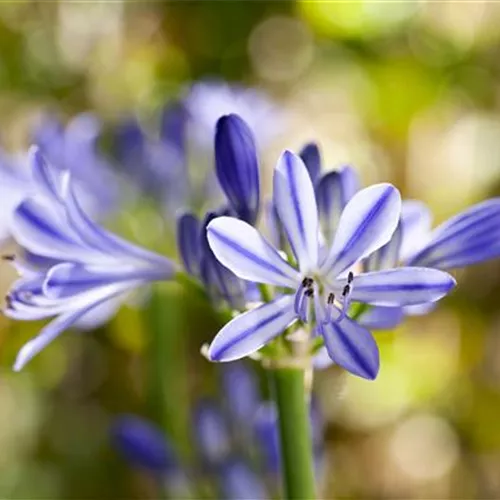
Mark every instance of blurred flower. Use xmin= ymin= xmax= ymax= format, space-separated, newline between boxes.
xmin=219 ymin=460 xmax=268 ymax=500
xmin=114 ymin=103 xmax=189 ymax=212
xmin=33 ymin=112 xmax=121 ymax=214
xmin=185 ymin=81 xmax=283 ymax=148
xmin=3 ymin=148 xmax=175 ymax=371
xmin=206 ymin=150 xmax=454 ymax=379
xmin=112 ymin=415 xmax=178 ymax=473
xmin=0 ymin=152 xmax=31 ymax=244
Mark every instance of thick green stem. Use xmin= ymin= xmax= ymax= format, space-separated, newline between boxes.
xmin=271 ymin=367 xmax=316 ymax=500
xmin=146 ymin=282 xmax=190 ymax=460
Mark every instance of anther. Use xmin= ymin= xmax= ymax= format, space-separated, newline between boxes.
xmin=301 ymin=277 xmax=313 ymax=288
xmin=304 ymin=288 xmax=314 ymax=298
xmin=1 ymin=254 xmax=15 ymax=261
xmin=348 ymin=271 xmax=354 ymax=284
xmin=327 ymin=293 xmax=335 ymax=304
xmin=342 ymin=284 xmax=350 ymax=297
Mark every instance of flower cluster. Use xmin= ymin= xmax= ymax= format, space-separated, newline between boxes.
xmin=1 ymin=84 xmax=500 ymax=382
xmin=112 ymin=363 xmax=323 ymax=499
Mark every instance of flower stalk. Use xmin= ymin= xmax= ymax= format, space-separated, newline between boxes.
xmin=270 ymin=366 xmax=316 ymax=500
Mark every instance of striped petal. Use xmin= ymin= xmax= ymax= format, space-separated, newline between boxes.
xmin=316 ymin=166 xmax=359 ymax=245
xmin=13 ymin=292 xmax=118 ymax=371
xmin=321 ymin=316 xmax=379 ymax=380
xmin=346 ymin=267 xmax=456 ymax=306
xmin=207 ymin=217 xmax=299 ymax=288
xmin=273 ymin=150 xmax=319 ymax=273
xmin=409 ymin=199 xmax=500 ymax=269
xmin=30 ymin=146 xmax=67 ymax=203
xmin=10 ymin=198 xmax=86 ymax=261
xmin=321 ymin=183 xmax=401 ymax=278
xmin=208 ymin=295 xmax=296 ymax=362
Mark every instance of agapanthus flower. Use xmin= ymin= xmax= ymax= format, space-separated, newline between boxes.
xmin=33 ymin=112 xmax=120 ymax=213
xmin=176 ymin=114 xmax=262 ymax=309
xmin=206 ymin=151 xmax=455 ymax=379
xmin=3 ymin=148 xmax=175 ymax=370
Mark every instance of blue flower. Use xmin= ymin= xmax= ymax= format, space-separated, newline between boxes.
xmin=34 ymin=112 xmax=120 ymax=213
xmin=3 ymin=148 xmax=175 ymax=371
xmin=219 ymin=459 xmax=269 ymax=500
xmin=205 ymin=151 xmax=456 ymax=379
xmin=184 ymin=80 xmax=283 ymax=148
xmin=112 ymin=415 xmax=178 ymax=473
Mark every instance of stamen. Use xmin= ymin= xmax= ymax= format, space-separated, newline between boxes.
xmin=348 ymin=271 xmax=354 ymax=284
xmin=1 ymin=254 xmax=15 ymax=261
xmin=327 ymin=293 xmax=335 ymax=304
xmin=342 ymin=284 xmax=350 ymax=297
xmin=5 ymin=294 xmax=13 ymax=309
xmin=304 ymin=288 xmax=314 ymax=298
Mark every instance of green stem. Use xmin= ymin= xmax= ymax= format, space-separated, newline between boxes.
xmin=270 ymin=367 xmax=316 ymax=500
xmin=146 ymin=282 xmax=191 ymax=460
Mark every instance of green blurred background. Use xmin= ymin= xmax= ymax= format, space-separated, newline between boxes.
xmin=1 ymin=1 xmax=500 ymax=498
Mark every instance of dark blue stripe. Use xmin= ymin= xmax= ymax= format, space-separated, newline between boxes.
xmin=19 ymin=203 xmax=72 ymax=243
xmin=411 ymin=207 xmax=500 ymax=264
xmin=285 ymin=153 xmax=307 ymax=249
xmin=356 ymin=282 xmax=450 ymax=293
xmin=331 ymin=321 xmax=376 ymax=379
xmin=211 ymin=229 xmax=289 ymax=279
xmin=336 ymin=186 xmax=393 ymax=267
xmin=212 ymin=308 xmax=285 ymax=360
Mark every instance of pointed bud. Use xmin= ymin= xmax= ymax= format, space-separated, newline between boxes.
xmin=215 ymin=114 xmax=260 ymax=224
xmin=176 ymin=212 xmax=201 ymax=277
xmin=299 ymin=142 xmax=321 ymax=185
xmin=111 ymin=415 xmax=177 ymax=473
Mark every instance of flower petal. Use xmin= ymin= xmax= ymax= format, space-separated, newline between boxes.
xmin=321 ymin=183 xmax=401 ymax=278
xmin=409 ymin=199 xmax=500 ymax=269
xmin=321 ymin=316 xmax=379 ymax=380
xmin=364 ymin=221 xmax=403 ymax=271
xmin=400 ymin=200 xmax=432 ymax=261
xmin=316 ymin=166 xmax=359 ymax=246
xmin=30 ymin=146 xmax=68 ymax=203
xmin=299 ymin=142 xmax=321 ymax=185
xmin=215 ymin=114 xmax=260 ymax=224
xmin=357 ymin=306 xmax=404 ymax=330
xmin=208 ymin=295 xmax=296 ymax=362
xmin=207 ymin=216 xmax=299 ymax=288
xmin=13 ymin=293 xmax=117 ymax=371
xmin=273 ymin=150 xmax=319 ymax=273
xmin=176 ymin=212 xmax=201 ymax=276
xmin=10 ymin=198 xmax=86 ymax=261
xmin=346 ymin=267 xmax=456 ymax=306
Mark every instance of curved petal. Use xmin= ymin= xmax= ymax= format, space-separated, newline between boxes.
xmin=273 ymin=150 xmax=319 ymax=273
xmin=176 ymin=212 xmax=201 ymax=276
xmin=409 ymin=200 xmax=500 ymax=269
xmin=208 ymin=295 xmax=296 ymax=362
xmin=10 ymin=198 xmax=88 ymax=261
xmin=13 ymin=290 xmax=122 ymax=371
xmin=299 ymin=142 xmax=321 ymax=185
xmin=29 ymin=146 xmax=68 ymax=203
xmin=345 ymin=267 xmax=456 ymax=306
xmin=207 ymin=217 xmax=299 ymax=288
xmin=403 ymin=302 xmax=437 ymax=316
xmin=322 ymin=183 xmax=401 ymax=278
xmin=321 ymin=316 xmax=379 ymax=380
xmin=400 ymin=200 xmax=432 ymax=261
xmin=364 ymin=221 xmax=403 ymax=271
xmin=316 ymin=166 xmax=359 ymax=245
xmin=357 ymin=306 xmax=404 ymax=330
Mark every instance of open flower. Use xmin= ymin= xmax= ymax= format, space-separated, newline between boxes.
xmin=206 ymin=151 xmax=456 ymax=379
xmin=3 ymin=147 xmax=175 ymax=370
